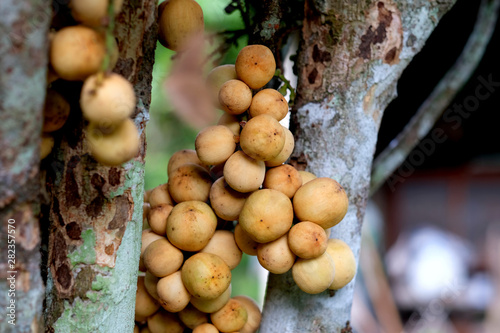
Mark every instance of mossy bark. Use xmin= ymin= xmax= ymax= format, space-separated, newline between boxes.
xmin=258 ymin=0 xmax=456 ymax=331
xmin=0 ymin=0 xmax=51 ymax=331
xmin=41 ymin=1 xmax=157 ymax=332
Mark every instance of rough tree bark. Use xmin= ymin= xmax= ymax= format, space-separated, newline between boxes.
xmin=0 ymin=1 xmax=51 ymax=331
xmin=258 ymin=0 xmax=456 ymax=332
xmin=41 ymin=1 xmax=157 ymax=332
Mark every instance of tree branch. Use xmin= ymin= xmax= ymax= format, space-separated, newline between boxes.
xmin=0 ymin=1 xmax=51 ymax=331
xmin=370 ymin=0 xmax=500 ymax=195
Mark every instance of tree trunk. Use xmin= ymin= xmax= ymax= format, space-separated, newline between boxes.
xmin=41 ymin=1 xmax=157 ymax=332
xmin=0 ymin=0 xmax=51 ymax=331
xmin=259 ymin=0 xmax=456 ymax=331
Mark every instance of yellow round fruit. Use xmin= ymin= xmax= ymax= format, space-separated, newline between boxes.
xmin=234 ymin=223 xmax=259 ymax=256
xmin=195 ymin=125 xmax=236 ymax=166
xmin=166 ymin=201 xmax=217 ymax=252
xmin=293 ymin=177 xmax=349 ymax=229
xmin=192 ymin=323 xmax=219 ymax=333
xmin=265 ymin=126 xmax=294 ymax=167
xmin=292 ymin=252 xmax=335 ymax=294
xmin=135 ymin=276 xmax=160 ymax=319
xmin=209 ymin=177 xmax=249 ymax=221
xmin=257 ymin=233 xmax=296 ymax=274
xmin=157 ymin=271 xmax=191 ymax=312
xmin=249 ymin=88 xmax=288 ymax=121
xmin=200 ymin=230 xmax=242 ymax=270
xmin=40 ymin=134 xmax=55 ymax=160
xmin=326 ymin=239 xmax=357 ymax=290
xmin=50 ymin=25 xmax=106 ymax=81
xmin=42 ymin=89 xmax=70 ymax=133
xmin=80 ymin=73 xmax=136 ymax=126
xmin=239 ymin=114 xmax=285 ymax=161
xmin=143 ymin=237 xmax=184 ymax=278
xmin=210 ymin=298 xmax=248 ymax=333
xmin=178 ymin=304 xmax=209 ymax=329
xmin=168 ymin=149 xmax=208 ymax=177
xmin=288 ymin=221 xmax=328 ymax=259
xmin=219 ymin=79 xmax=253 ymax=115
xmin=147 ymin=309 xmax=184 ymax=333
xmin=190 ymin=284 xmax=232 ymax=313
xmin=233 ymin=295 xmax=262 ymax=333
xmin=86 ymin=118 xmax=140 ymax=166
xmin=181 ymin=252 xmax=231 ymax=301
xmin=147 ymin=204 xmax=173 ymax=235
xmin=263 ymin=164 xmax=302 ymax=198
xmin=235 ymin=44 xmax=276 ymax=89
xmin=148 ymin=183 xmax=174 ymax=207
xmin=223 ymin=151 xmax=265 ymax=193
xmin=70 ymin=0 xmax=124 ymax=27
xmin=207 ymin=64 xmax=238 ymax=109
xmin=239 ymin=189 xmax=293 ymax=243
xmin=168 ymin=163 xmax=213 ymax=203
xmin=158 ymin=0 xmax=204 ymax=51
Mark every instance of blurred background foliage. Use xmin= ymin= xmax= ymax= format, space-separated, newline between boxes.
xmin=146 ymin=1 xmax=265 ymax=304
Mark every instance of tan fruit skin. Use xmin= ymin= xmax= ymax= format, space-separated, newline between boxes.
xmin=143 ymin=238 xmax=184 ymax=278
xmin=200 ymin=230 xmax=242 ymax=270
xmin=249 ymin=88 xmax=289 ymax=121
xmin=147 ymin=310 xmax=184 ymax=333
xmin=288 ymin=221 xmax=328 ymax=259
xmin=147 ymin=203 xmax=173 ymax=235
xmin=135 ymin=276 xmax=160 ymax=318
xmin=240 ymin=114 xmax=285 ymax=161
xmin=40 ymin=134 xmax=54 ymax=160
xmin=217 ymin=112 xmax=241 ymax=137
xmin=70 ymin=0 xmax=124 ymax=27
xmin=43 ymin=89 xmax=70 ymax=133
xmin=181 ymin=253 xmax=231 ymax=301
xmin=219 ymin=79 xmax=253 ymax=115
xmin=292 ymin=252 xmax=336 ymax=294
xmin=210 ymin=177 xmax=249 ymax=221
xmin=190 ymin=284 xmax=232 ymax=313
xmin=149 ymin=183 xmax=174 ymax=207
xmin=234 ymin=223 xmax=259 ymax=256
xmin=192 ymin=323 xmax=219 ymax=333
xmin=293 ymin=177 xmax=349 ymax=229
xmin=207 ymin=64 xmax=238 ymax=109
xmin=168 ymin=149 xmax=207 ymax=177
xmin=144 ymin=271 xmax=159 ymax=300
xmin=235 ymin=45 xmax=276 ymax=89
xmin=178 ymin=304 xmax=209 ymax=329
xmin=50 ymin=25 xmax=106 ymax=81
xmin=257 ymin=234 xmax=296 ymax=274
xmin=159 ymin=0 xmax=204 ymax=51
xmin=210 ymin=298 xmax=248 ymax=332
xmin=195 ymin=125 xmax=236 ymax=165
xmin=168 ymin=163 xmax=213 ymax=203
xmin=86 ymin=118 xmax=139 ymax=166
xmin=326 ymin=239 xmax=357 ymax=290
xmin=81 ymin=73 xmax=136 ymax=125
xmin=223 ymin=151 xmax=265 ymax=193
xmin=263 ymin=164 xmax=302 ymax=198
xmin=298 ymin=170 xmax=317 ymax=184
xmin=233 ymin=295 xmax=262 ymax=333
xmin=265 ymin=126 xmax=294 ymax=167
xmin=239 ymin=189 xmax=293 ymax=243
xmin=166 ymin=201 xmax=217 ymax=252
xmin=157 ymin=271 xmax=191 ymax=312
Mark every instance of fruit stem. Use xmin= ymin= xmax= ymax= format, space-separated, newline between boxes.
xmin=275 ymin=68 xmax=296 ymax=106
